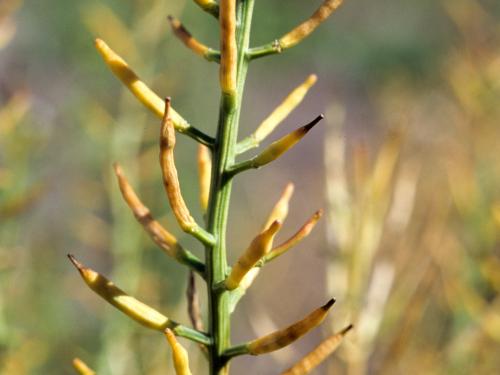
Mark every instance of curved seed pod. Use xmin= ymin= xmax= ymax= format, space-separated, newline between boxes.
xmin=94 ymin=38 xmax=188 ymax=130
xmin=113 ymin=163 xmax=178 ymax=255
xmin=68 ymin=254 xmax=170 ymax=330
xmin=193 ymin=0 xmax=219 ymax=18
xmin=219 ymin=0 xmax=237 ymax=94
xmin=72 ymin=358 xmax=96 ymax=375
xmin=253 ymin=75 xmax=318 ymax=144
xmin=197 ymin=144 xmax=212 ymax=213
xmin=251 ymin=115 xmax=323 ymax=168
xmin=262 ymin=183 xmax=294 ymax=231
xmin=247 ymin=299 xmax=335 ymax=355
xmin=167 ymin=16 xmax=212 ymax=58
xmin=279 ymin=0 xmax=344 ymax=49
xmin=265 ymin=210 xmax=323 ymax=264
xmin=160 ymin=98 xmax=197 ymax=232
xmin=113 ymin=164 xmax=205 ymax=274
xmin=225 ymin=221 xmax=282 ymax=290
xmin=165 ymin=329 xmax=193 ymax=375
xmin=281 ymin=324 xmax=353 ymax=375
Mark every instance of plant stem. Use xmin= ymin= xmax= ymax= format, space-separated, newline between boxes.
xmin=205 ymin=1 xmax=255 ymax=374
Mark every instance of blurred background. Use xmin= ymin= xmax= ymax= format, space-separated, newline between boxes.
xmin=1 ymin=0 xmax=499 ymax=374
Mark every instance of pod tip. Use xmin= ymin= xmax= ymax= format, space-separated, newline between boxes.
xmin=323 ymin=298 xmax=336 ymax=310
xmin=304 ymin=114 xmax=324 ymax=132
xmin=67 ymin=254 xmax=83 ymax=270
xmin=341 ymin=323 xmax=354 ymax=335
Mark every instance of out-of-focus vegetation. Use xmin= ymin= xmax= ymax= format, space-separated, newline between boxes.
xmin=0 ymin=0 xmax=498 ymax=374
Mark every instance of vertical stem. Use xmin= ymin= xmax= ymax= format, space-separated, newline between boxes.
xmin=205 ymin=1 xmax=254 ymax=374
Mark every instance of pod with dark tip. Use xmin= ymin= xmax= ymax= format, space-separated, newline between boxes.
xmin=247 ymin=299 xmax=336 ymax=355
xmin=231 ymin=115 xmax=324 ymax=175
xmin=68 ymin=254 xmax=171 ymax=330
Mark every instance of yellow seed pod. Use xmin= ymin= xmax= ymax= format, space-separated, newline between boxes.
xmin=68 ymin=255 xmax=170 ymax=331
xmin=94 ymin=38 xmax=188 ymax=130
xmin=281 ymin=324 xmax=353 ymax=375
xmin=225 ymin=221 xmax=282 ymax=290
xmin=113 ymin=163 xmax=180 ymax=258
xmin=160 ymin=98 xmax=197 ymax=232
xmin=262 ymin=183 xmax=294 ymax=231
xmin=167 ymin=16 xmax=210 ymax=57
xmin=197 ymin=144 xmax=212 ymax=213
xmin=164 ymin=329 xmax=193 ymax=375
xmin=279 ymin=0 xmax=344 ymax=49
xmin=193 ymin=0 xmax=219 ymax=17
xmin=252 ymin=115 xmax=323 ymax=168
xmin=72 ymin=358 xmax=96 ymax=375
xmin=247 ymin=299 xmax=335 ymax=355
xmin=265 ymin=210 xmax=323 ymax=263
xmin=253 ymin=75 xmax=318 ymax=143
xmin=219 ymin=0 xmax=237 ymax=94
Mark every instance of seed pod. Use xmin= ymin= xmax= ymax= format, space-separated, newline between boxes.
xmin=225 ymin=221 xmax=282 ymax=290
xmin=167 ymin=16 xmax=211 ymax=58
xmin=265 ymin=210 xmax=323 ymax=264
xmin=247 ymin=299 xmax=335 ymax=355
xmin=113 ymin=163 xmax=179 ymax=257
xmin=193 ymin=0 xmax=219 ymax=17
xmin=279 ymin=0 xmax=344 ymax=49
xmin=219 ymin=0 xmax=237 ymax=95
xmin=197 ymin=144 xmax=212 ymax=213
xmin=253 ymin=75 xmax=318 ymax=144
xmin=261 ymin=183 xmax=294 ymax=231
xmin=281 ymin=324 xmax=353 ymax=375
xmin=165 ymin=329 xmax=193 ymax=375
xmin=68 ymin=254 xmax=170 ymax=331
xmin=72 ymin=358 xmax=96 ymax=375
xmin=251 ymin=115 xmax=323 ymax=168
xmin=94 ymin=38 xmax=188 ymax=130
xmin=160 ymin=98 xmax=196 ymax=232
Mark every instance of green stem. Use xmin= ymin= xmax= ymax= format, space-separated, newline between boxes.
xmin=205 ymin=1 xmax=255 ymax=374
xmin=247 ymin=40 xmax=283 ymax=60
xmin=172 ymin=324 xmax=212 ymax=346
